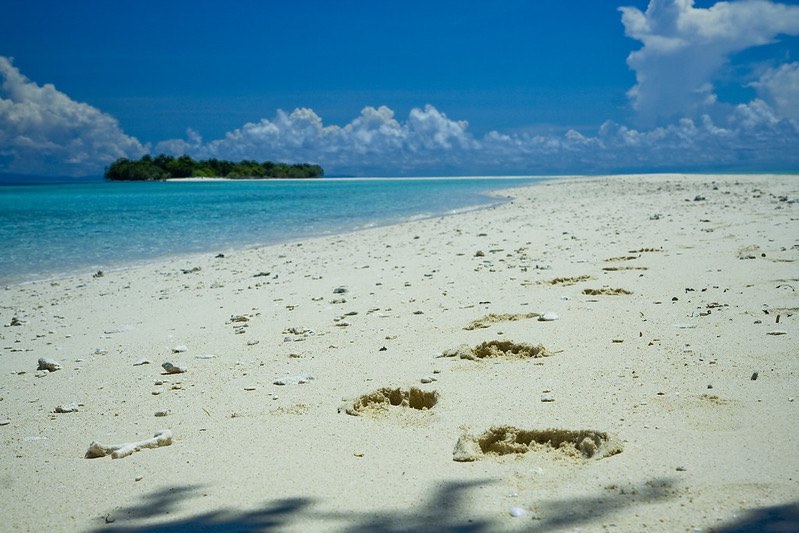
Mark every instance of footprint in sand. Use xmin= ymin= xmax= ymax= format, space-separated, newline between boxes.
xmin=602 ymin=266 xmax=648 ymax=271
xmin=604 ymin=247 xmax=662 ymax=263
xmin=582 ymin=288 xmax=633 ymax=295
xmin=463 ymin=313 xmax=539 ymax=330
xmin=543 ymin=275 xmax=592 ymax=286
xmin=344 ymin=387 xmax=439 ymax=417
xmin=452 ymin=426 xmax=623 ymax=462
xmin=440 ymin=340 xmax=552 ymax=361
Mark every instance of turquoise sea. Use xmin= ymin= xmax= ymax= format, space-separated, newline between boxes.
xmin=0 ymin=177 xmax=543 ymax=285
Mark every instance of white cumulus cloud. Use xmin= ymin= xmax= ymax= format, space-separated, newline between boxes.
xmin=154 ymin=102 xmax=799 ymax=176
xmin=751 ymin=62 xmax=799 ymax=120
xmin=619 ymin=0 xmax=799 ymax=125
xmin=155 ymin=105 xmax=480 ymax=175
xmin=0 ymin=55 xmax=145 ymax=176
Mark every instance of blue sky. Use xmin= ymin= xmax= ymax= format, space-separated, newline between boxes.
xmin=1 ymin=0 xmax=799 ymax=176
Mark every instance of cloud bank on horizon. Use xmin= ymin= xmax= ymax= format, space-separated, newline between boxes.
xmin=0 ymin=56 xmax=145 ymax=176
xmin=1 ymin=0 xmax=799 ymax=177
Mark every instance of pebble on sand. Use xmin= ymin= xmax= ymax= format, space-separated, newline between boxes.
xmin=54 ymin=402 xmax=79 ymax=413
xmin=274 ymin=374 xmax=314 ymax=386
xmin=37 ymin=358 xmax=62 ymax=372
xmin=162 ymin=362 xmax=188 ymax=374
xmin=538 ymin=311 xmax=559 ymax=321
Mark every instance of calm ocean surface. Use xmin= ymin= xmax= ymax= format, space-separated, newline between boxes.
xmin=0 ymin=177 xmax=544 ymax=285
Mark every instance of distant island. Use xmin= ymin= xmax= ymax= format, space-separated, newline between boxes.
xmin=105 ymin=154 xmax=324 ymax=181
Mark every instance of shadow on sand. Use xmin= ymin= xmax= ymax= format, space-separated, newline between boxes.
xmin=93 ymin=476 xmax=678 ymax=532
xmin=716 ymin=500 xmax=799 ymax=532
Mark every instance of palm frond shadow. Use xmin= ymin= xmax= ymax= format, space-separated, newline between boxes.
xmin=716 ymin=500 xmax=799 ymax=532
xmin=526 ymin=478 xmax=674 ymax=531
xmin=94 ymin=476 xmax=678 ymax=532
xmin=95 ymin=485 xmax=312 ymax=533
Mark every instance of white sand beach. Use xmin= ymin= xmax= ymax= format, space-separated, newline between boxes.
xmin=1 ymin=173 xmax=797 ymax=532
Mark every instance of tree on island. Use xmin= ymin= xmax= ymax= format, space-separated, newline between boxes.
xmin=105 ymin=154 xmax=324 ymax=180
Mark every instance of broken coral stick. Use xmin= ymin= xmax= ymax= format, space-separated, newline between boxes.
xmin=85 ymin=429 xmax=173 ymax=459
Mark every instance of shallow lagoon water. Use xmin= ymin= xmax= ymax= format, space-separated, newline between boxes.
xmin=0 ymin=177 xmax=543 ymax=285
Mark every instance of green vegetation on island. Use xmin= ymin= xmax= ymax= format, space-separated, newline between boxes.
xmin=105 ymin=154 xmax=324 ymax=181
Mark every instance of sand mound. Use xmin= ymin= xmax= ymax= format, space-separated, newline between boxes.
xmin=463 ymin=313 xmax=539 ymax=330
xmin=346 ymin=387 xmax=439 ymax=416
xmin=442 ymin=340 xmax=551 ymax=361
xmin=453 ymin=425 xmax=623 ymax=462
xmin=583 ymin=288 xmax=633 ymax=295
